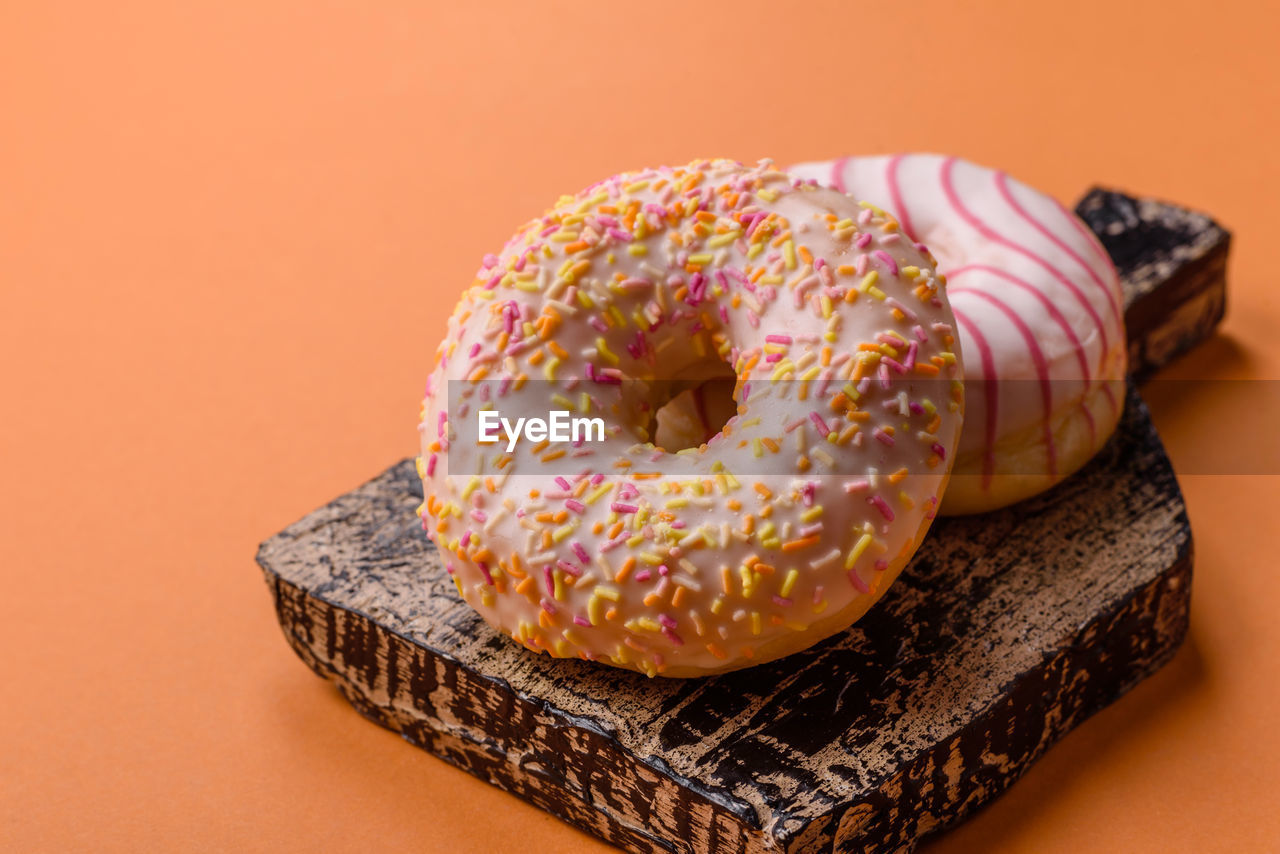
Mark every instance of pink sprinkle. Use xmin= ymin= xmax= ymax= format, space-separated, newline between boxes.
xmin=468 ymin=342 xmax=481 ymax=358
xmin=427 ymin=454 xmax=437 ymax=476
xmin=571 ymin=541 xmax=591 ymax=564
xmin=555 ymin=476 xmax=572 ymax=491
xmin=931 ymin=442 xmax=947 ymax=460
xmin=590 ymin=473 xmax=605 ymax=485
xmin=565 ymin=498 xmax=585 ymax=514
xmin=771 ymin=595 xmax=793 ymax=607
xmin=766 ymin=334 xmax=793 ymax=345
xmin=809 ymin=412 xmax=831 ymax=437
xmin=634 ymin=569 xmax=652 ymax=582
xmin=470 ymin=510 xmax=487 ymax=523
xmin=540 ymin=598 xmax=556 ymax=615
xmin=913 ymin=324 xmax=928 ymax=342
xmin=868 ymin=494 xmax=895 ymax=521
xmin=847 ymin=568 xmax=870 ymax=593
xmin=556 ymin=559 xmax=582 ymax=577
xmin=873 ymin=250 xmax=898 ymax=275
xmin=874 ymin=428 xmax=895 ymax=447
xmin=657 ymin=613 xmax=678 ymax=629
xmin=855 ymin=232 xmax=873 ymax=249
xmin=882 ymin=356 xmax=906 ymax=375
xmin=574 ymin=615 xmax=592 ymax=627
xmin=478 ymin=562 xmax=494 ymax=585
xmin=885 ymin=297 xmax=917 ymax=321
xmin=460 ymin=531 xmax=471 ymax=548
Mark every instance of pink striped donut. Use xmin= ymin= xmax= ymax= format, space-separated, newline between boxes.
xmin=789 ymin=154 xmax=1126 ymax=514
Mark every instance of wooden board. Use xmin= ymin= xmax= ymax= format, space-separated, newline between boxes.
xmin=1075 ymin=187 xmax=1229 ymax=380
xmin=257 ymin=190 xmax=1225 ymax=853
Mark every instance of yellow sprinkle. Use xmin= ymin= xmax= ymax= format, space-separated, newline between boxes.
xmin=596 ymin=337 xmax=619 ymax=365
xmin=576 ymin=191 xmax=608 ymax=213
xmin=781 ymin=568 xmax=799 ymax=598
xmin=552 ymin=524 xmax=575 ymax=543
xmin=627 ymin=244 xmax=647 ymax=256
xmin=845 ymin=533 xmax=872 ymax=569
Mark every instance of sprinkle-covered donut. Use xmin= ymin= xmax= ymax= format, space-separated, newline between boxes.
xmin=418 ymin=159 xmax=964 ymax=676
xmin=790 ymin=154 xmax=1127 ymax=514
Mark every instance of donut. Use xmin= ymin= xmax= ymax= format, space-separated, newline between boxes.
xmin=418 ymin=158 xmax=964 ymax=676
xmin=789 ymin=154 xmax=1127 ymax=515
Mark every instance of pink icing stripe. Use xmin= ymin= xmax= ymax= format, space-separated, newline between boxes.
xmin=885 ymin=154 xmax=916 ymax=239
xmin=954 ymin=289 xmax=1057 ymax=477
xmin=831 ymin=156 xmax=850 ymax=193
xmin=950 ymin=271 xmax=1096 ymax=446
xmin=1055 ymin=196 xmax=1115 ymax=270
xmin=995 ymin=172 xmax=1122 ymax=325
xmin=953 ymin=308 xmax=998 ymax=487
xmin=939 ymin=157 xmax=1111 ymax=357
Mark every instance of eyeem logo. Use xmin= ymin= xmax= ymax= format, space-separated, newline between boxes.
xmin=477 ymin=410 xmax=606 ymax=452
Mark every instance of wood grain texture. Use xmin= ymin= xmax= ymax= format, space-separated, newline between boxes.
xmin=1077 ymin=188 xmax=1230 ymax=380
xmin=257 ymin=190 xmax=1222 ymax=853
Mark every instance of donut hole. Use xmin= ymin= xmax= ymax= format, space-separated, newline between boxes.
xmin=649 ymin=360 xmax=739 ymax=452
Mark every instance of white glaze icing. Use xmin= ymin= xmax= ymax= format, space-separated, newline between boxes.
xmin=418 ymin=159 xmax=964 ymax=676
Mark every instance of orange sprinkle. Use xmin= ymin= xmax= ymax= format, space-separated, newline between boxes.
xmin=782 ymin=535 xmax=820 ymax=553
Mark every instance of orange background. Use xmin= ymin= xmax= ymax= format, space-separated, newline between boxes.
xmin=3 ymin=1 xmax=1278 ymax=851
